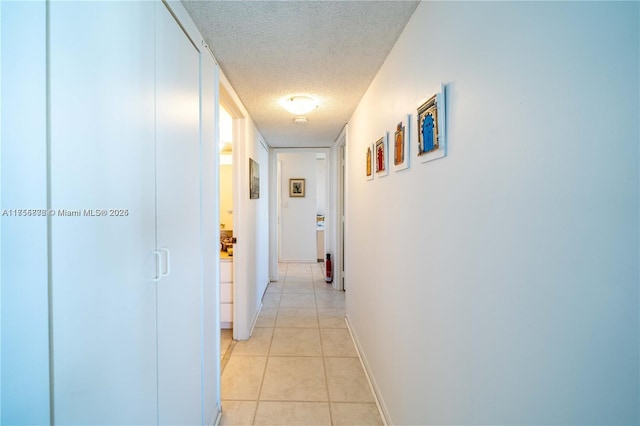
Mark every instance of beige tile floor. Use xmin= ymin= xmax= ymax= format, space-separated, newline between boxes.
xmin=220 ymin=262 xmax=384 ymax=426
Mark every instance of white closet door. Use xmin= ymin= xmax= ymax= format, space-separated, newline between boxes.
xmin=49 ymin=2 xmax=157 ymax=425
xmin=1 ymin=2 xmax=50 ymax=423
xmin=155 ymin=3 xmax=203 ymax=424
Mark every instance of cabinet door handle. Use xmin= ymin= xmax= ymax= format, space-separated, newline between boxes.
xmin=152 ymin=250 xmax=161 ymax=281
xmin=161 ymin=247 xmax=171 ymax=277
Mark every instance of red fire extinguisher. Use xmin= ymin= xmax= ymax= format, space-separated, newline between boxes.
xmin=325 ymin=253 xmax=333 ymax=283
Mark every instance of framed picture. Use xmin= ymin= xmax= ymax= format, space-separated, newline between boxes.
xmin=375 ymin=133 xmax=389 ymax=177
xmin=289 ymin=178 xmax=305 ymax=197
xmin=365 ymin=143 xmax=374 ymax=181
xmin=393 ymin=114 xmax=411 ymax=172
xmin=416 ymin=84 xmax=447 ymax=163
xmin=249 ymin=158 xmax=260 ymax=199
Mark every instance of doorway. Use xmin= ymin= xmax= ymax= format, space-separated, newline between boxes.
xmin=273 ymin=149 xmax=331 ymax=282
xmin=219 ymin=103 xmax=235 ymax=358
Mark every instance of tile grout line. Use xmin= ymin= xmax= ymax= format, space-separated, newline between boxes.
xmin=251 ymin=274 xmax=282 ymax=426
xmin=315 ymin=274 xmax=335 ymax=426
xmin=226 ymin=264 xmax=357 ymax=424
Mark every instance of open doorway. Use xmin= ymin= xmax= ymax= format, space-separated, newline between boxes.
xmin=274 ymin=149 xmax=332 ymax=283
xmin=219 ymin=103 xmax=234 ymax=359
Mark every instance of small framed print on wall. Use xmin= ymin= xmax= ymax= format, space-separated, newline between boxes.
xmin=416 ymin=84 xmax=447 ymax=163
xmin=365 ymin=143 xmax=374 ymax=181
xmin=289 ymin=178 xmax=305 ymax=197
xmin=393 ymin=114 xmax=411 ymax=172
xmin=375 ymin=133 xmax=389 ymax=178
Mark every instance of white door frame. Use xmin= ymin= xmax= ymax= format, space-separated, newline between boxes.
xmin=218 ymin=82 xmax=246 ymax=341
xmin=332 ymin=127 xmax=347 ymax=291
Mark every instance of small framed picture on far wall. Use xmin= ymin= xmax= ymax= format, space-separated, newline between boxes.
xmin=289 ymin=178 xmax=305 ymax=197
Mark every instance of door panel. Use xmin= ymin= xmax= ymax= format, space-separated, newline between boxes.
xmin=49 ymin=2 xmax=157 ymax=424
xmin=155 ymin=3 xmax=202 ymax=424
xmin=1 ymin=1 xmax=50 ymax=423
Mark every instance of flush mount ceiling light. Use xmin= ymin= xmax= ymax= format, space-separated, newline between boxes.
xmin=293 ymin=117 xmax=308 ymax=125
xmin=281 ymin=95 xmax=318 ymax=115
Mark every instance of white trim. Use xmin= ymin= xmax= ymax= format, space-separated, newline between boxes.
xmin=212 ymin=408 xmax=221 ymax=426
xmin=331 ymin=126 xmax=347 ymax=291
xmin=248 ymin=302 xmax=263 ymax=337
xmin=345 ymin=315 xmax=390 ymax=426
xmin=162 ymin=1 xmax=202 ymax=52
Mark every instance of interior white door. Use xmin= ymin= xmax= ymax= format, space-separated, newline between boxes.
xmin=1 ymin=1 xmax=50 ymax=423
xmin=155 ymin=3 xmax=203 ymax=424
xmin=49 ymin=2 xmax=158 ymax=424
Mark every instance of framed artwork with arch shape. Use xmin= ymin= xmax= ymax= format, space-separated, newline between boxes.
xmin=417 ymin=84 xmax=447 ymax=163
xmin=393 ymin=114 xmax=411 ymax=172
xmin=375 ymin=133 xmax=389 ymax=178
xmin=365 ymin=143 xmax=374 ymax=181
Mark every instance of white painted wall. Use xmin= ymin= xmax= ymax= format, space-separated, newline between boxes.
xmin=220 ymin=71 xmax=270 ymax=340
xmin=279 ymin=152 xmax=318 ymax=262
xmin=256 ymin=142 xmax=270 ymax=299
xmin=316 ymin=156 xmax=327 ymax=215
xmin=346 ymin=2 xmax=639 ymax=425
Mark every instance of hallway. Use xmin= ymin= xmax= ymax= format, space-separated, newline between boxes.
xmin=219 ymin=263 xmax=382 ymax=425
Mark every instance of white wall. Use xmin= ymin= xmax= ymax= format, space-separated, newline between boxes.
xmin=220 ymin=70 xmax=270 ymax=340
xmin=346 ymin=2 xmax=639 ymax=425
xmin=256 ymin=142 xmax=270 ymax=299
xmin=316 ymin=155 xmax=327 ymax=215
xmin=279 ymin=152 xmax=318 ymax=262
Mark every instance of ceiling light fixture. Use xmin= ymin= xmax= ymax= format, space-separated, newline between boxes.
xmin=281 ymin=95 xmax=318 ymax=115
xmin=293 ymin=117 xmax=308 ymax=125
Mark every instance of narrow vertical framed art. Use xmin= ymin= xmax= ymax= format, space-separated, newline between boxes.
xmin=375 ymin=133 xmax=389 ymax=178
xmin=365 ymin=143 xmax=374 ymax=181
xmin=393 ymin=114 xmax=411 ymax=172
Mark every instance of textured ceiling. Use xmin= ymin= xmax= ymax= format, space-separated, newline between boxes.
xmin=182 ymin=0 xmax=420 ymax=148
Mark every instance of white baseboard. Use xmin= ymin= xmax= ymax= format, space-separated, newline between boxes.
xmin=345 ymin=315 xmax=391 ymax=426
xmin=211 ymin=407 xmax=221 ymax=426
xmin=249 ymin=302 xmax=263 ymax=337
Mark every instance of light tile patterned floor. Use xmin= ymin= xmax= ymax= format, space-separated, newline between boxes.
xmin=220 ymin=262 xmax=384 ymax=426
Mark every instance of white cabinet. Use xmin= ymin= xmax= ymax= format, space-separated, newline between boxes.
xmin=221 ymin=260 xmax=234 ymax=328
xmin=49 ymin=2 xmax=158 ymax=423
xmin=44 ymin=2 xmax=212 ymax=425
xmin=155 ymin=3 xmax=203 ymax=424
xmin=1 ymin=2 xmax=51 ymax=423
